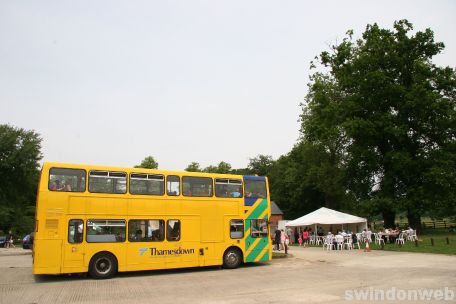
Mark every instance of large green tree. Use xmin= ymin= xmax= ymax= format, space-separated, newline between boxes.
xmin=135 ymin=156 xmax=158 ymax=169
xmin=203 ymin=161 xmax=232 ymax=174
xmin=303 ymin=20 xmax=456 ymax=229
xmin=185 ymin=162 xmax=202 ymax=172
xmin=0 ymin=124 xmax=42 ymax=236
xmin=247 ymin=155 xmax=275 ymax=177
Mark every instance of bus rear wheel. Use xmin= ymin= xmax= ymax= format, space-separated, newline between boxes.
xmin=223 ymin=248 xmax=242 ymax=269
xmin=89 ymin=252 xmax=117 ymax=279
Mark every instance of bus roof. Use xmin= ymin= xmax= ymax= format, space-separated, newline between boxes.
xmin=41 ymin=161 xmax=264 ymax=180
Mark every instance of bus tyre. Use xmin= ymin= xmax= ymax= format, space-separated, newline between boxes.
xmin=223 ymin=248 xmax=242 ymax=269
xmin=89 ymin=252 xmax=117 ymax=279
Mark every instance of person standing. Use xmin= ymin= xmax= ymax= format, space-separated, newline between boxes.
xmin=280 ymin=230 xmax=286 ymax=251
xmin=294 ymin=229 xmax=299 ymax=244
xmin=302 ymin=229 xmax=309 ymax=247
xmin=6 ymin=230 xmax=13 ymax=248
xmin=274 ymin=229 xmax=281 ymax=251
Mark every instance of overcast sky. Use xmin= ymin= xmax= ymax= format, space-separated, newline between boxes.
xmin=1 ymin=1 xmax=455 ymax=171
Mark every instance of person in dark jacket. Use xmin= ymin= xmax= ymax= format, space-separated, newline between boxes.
xmin=274 ymin=229 xmax=282 ymax=250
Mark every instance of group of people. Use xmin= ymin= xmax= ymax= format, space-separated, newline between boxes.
xmin=293 ymin=227 xmax=325 ymax=246
xmin=273 ymin=229 xmax=289 ymax=251
xmin=50 ymin=179 xmax=72 ymax=191
xmin=272 ymin=225 xmax=417 ymax=251
xmin=377 ymin=226 xmax=414 ymax=243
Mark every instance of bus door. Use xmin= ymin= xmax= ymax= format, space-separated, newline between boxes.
xmin=244 ymin=176 xmax=270 ymax=262
xmin=165 ymin=219 xmax=184 ymax=267
xmin=63 ymin=219 xmax=85 ymax=269
xmin=179 ymin=217 xmax=201 ymax=267
xmin=245 ymin=219 xmax=269 ymax=262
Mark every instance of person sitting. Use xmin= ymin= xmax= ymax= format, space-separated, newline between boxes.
xmin=352 ymin=232 xmax=358 ymax=243
xmin=366 ymin=229 xmax=372 ymax=242
xmin=51 ymin=180 xmax=64 ymax=191
xmin=64 ymin=180 xmax=72 ymax=191
xmin=361 ymin=229 xmax=367 ymax=242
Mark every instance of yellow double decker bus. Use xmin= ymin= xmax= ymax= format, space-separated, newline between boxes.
xmin=33 ymin=162 xmax=271 ymax=279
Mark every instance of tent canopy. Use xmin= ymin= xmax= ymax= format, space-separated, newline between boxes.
xmin=285 ymin=207 xmax=367 ymax=227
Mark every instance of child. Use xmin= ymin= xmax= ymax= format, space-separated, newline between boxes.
xmin=298 ymin=236 xmax=303 ymax=246
xmin=302 ymin=230 xmax=309 ymax=247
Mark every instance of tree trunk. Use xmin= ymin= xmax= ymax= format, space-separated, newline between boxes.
xmin=407 ymin=209 xmax=422 ymax=234
xmin=382 ymin=210 xmax=396 ymax=229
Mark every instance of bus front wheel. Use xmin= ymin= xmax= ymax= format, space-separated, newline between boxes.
xmin=89 ymin=252 xmax=118 ymax=279
xmin=223 ymin=248 xmax=242 ymax=269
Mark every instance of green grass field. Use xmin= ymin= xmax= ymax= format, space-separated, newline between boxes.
xmin=370 ymin=231 xmax=456 ymax=255
xmin=287 ymin=229 xmax=456 ymax=255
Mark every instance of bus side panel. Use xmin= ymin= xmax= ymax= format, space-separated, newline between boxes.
xmin=68 ymin=196 xmax=87 ymax=214
xmin=128 ymin=197 xmax=167 ymax=216
xmin=86 ymin=196 xmax=127 ymax=215
xmin=178 ymin=216 xmax=202 ymax=267
xmin=33 ymin=240 xmax=62 ymax=274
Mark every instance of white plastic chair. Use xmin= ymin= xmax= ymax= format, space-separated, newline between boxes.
xmin=396 ymin=232 xmax=405 ymax=245
xmin=375 ymin=233 xmax=385 ymax=245
xmin=335 ymin=237 xmax=344 ymax=250
xmin=344 ymin=237 xmax=353 ymax=250
xmin=352 ymin=239 xmax=361 ymax=249
xmin=356 ymin=233 xmax=363 ymax=243
xmin=407 ymin=230 xmax=417 ymax=241
xmin=309 ymin=235 xmax=316 ymax=245
xmin=323 ymin=237 xmax=334 ymax=251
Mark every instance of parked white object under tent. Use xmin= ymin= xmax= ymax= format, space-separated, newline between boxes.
xmin=285 ymin=207 xmax=368 ymax=234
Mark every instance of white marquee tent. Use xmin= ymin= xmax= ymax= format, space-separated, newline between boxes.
xmin=285 ymin=207 xmax=367 ymax=234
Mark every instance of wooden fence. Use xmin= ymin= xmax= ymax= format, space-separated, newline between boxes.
xmin=422 ymin=220 xmax=455 ymax=229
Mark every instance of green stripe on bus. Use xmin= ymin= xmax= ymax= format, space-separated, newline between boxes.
xmin=259 ymin=250 xmax=269 ymax=262
xmin=246 ymin=199 xmax=267 ymax=220
xmin=246 ymin=238 xmax=269 ymax=262
xmin=245 ymin=199 xmax=268 ymax=251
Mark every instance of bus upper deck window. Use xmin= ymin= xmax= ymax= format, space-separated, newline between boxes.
xmin=167 ymin=175 xmax=180 ymax=196
xmin=89 ymin=171 xmax=127 ymax=194
xmin=244 ymin=179 xmax=267 ymax=198
xmin=49 ymin=168 xmax=86 ymax=192
xmin=215 ymin=179 xmax=243 ymax=198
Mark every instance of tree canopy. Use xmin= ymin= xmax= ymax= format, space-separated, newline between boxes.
xmin=0 ymin=124 xmax=42 ymax=236
xmin=135 ymin=156 xmax=158 ymax=169
xmin=298 ymin=20 xmax=456 ymax=228
xmin=185 ymin=162 xmax=202 ymax=172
